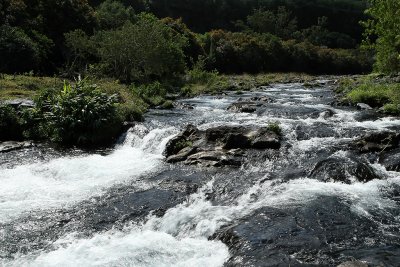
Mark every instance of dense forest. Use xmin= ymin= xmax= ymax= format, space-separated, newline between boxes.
xmin=1 ymin=0 xmax=371 ymax=77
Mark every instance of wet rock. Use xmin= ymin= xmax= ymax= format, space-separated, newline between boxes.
xmin=379 ymin=148 xmax=400 ymax=172
xmin=250 ymin=129 xmax=281 ymax=149
xmin=163 ymin=124 xmax=199 ymax=157
xmin=174 ymin=102 xmax=194 ymax=110
xmin=227 ymin=102 xmax=257 ymax=113
xmin=310 ymin=156 xmax=381 ymax=183
xmin=122 ymin=122 xmax=135 ymax=132
xmin=353 ymin=132 xmax=400 ymax=153
xmin=186 ymin=151 xmax=242 ymax=167
xmin=215 ymin=197 xmax=390 ymax=267
xmin=166 ymin=146 xmax=197 ymax=163
xmin=206 ymin=126 xmax=245 ymax=142
xmin=353 ymin=110 xmax=381 ymax=122
xmin=223 ymin=133 xmax=251 ymax=149
xmin=165 ymin=125 xmax=281 ymax=167
xmin=249 ymin=96 xmax=271 ymax=102
xmin=319 ymin=109 xmax=336 ymax=119
xmin=0 ymin=141 xmax=33 ymax=153
xmin=357 ymin=103 xmax=373 ymax=110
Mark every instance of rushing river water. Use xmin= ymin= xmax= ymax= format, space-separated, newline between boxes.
xmin=1 ymin=81 xmax=400 ymax=266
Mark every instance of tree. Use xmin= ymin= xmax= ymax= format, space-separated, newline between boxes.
xmin=97 ymin=13 xmax=187 ymax=83
xmin=0 ymin=25 xmax=42 ymax=73
xmin=362 ymin=0 xmax=400 ymax=73
xmin=95 ymin=0 xmax=136 ymax=30
xmin=245 ymin=7 xmax=297 ymax=39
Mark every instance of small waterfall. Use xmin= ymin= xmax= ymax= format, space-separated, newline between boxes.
xmin=0 ymin=126 xmax=177 ymax=224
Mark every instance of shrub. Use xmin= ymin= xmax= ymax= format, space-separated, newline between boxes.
xmin=34 ymin=80 xmax=124 ymax=146
xmin=133 ymin=81 xmax=167 ymax=106
xmin=346 ymin=83 xmax=393 ymax=107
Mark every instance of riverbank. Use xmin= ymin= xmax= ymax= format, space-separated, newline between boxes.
xmin=335 ymin=74 xmax=400 ymax=115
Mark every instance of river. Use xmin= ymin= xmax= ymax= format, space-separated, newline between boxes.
xmin=1 ymin=80 xmax=400 ymax=266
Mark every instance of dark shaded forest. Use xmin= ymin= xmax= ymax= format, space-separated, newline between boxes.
xmin=0 ymin=0 xmax=371 ymax=78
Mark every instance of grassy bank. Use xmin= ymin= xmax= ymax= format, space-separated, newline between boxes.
xmin=337 ymin=74 xmax=400 ymax=115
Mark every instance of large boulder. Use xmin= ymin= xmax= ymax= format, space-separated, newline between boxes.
xmin=163 ymin=124 xmax=199 ymax=158
xmin=352 ymin=132 xmax=400 ymax=153
xmin=310 ymin=156 xmax=381 ymax=183
xmin=250 ymin=129 xmax=281 ymax=149
xmin=164 ymin=124 xmax=282 ymax=167
xmin=214 ymin=197 xmax=386 ymax=266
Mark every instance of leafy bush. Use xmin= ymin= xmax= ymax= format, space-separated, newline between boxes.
xmin=186 ymin=58 xmax=219 ymax=85
xmin=34 ymin=81 xmax=124 ymax=146
xmin=133 ymin=81 xmax=167 ymax=106
xmin=346 ymin=83 xmax=394 ymax=107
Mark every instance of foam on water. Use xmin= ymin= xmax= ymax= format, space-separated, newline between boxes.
xmin=3 ymin=161 xmax=399 ymax=267
xmin=6 ymin=230 xmax=228 ymax=267
xmin=0 ymin=127 xmax=176 ymax=223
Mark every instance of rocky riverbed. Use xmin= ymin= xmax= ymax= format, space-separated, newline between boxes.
xmin=1 ymin=80 xmax=400 ymax=266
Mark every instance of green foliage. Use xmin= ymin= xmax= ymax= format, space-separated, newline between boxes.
xmin=362 ymin=0 xmax=400 ymax=73
xmin=244 ymin=6 xmax=297 ymax=39
xmin=296 ymin=17 xmax=356 ymax=49
xmin=96 ymin=13 xmax=187 ymax=83
xmin=95 ymin=0 xmax=136 ymax=30
xmin=64 ymin=29 xmax=96 ymax=73
xmin=267 ymin=122 xmax=282 ymax=136
xmin=0 ymin=105 xmax=23 ymax=141
xmin=346 ymin=83 xmax=398 ymax=108
xmin=33 ymin=80 xmax=124 ymax=146
xmin=174 ymin=139 xmax=193 ymax=152
xmin=161 ymin=17 xmax=205 ymax=67
xmin=186 ymin=58 xmax=219 ymax=85
xmin=0 ymin=25 xmax=50 ymax=73
xmin=383 ymin=103 xmax=400 ymax=115
xmin=202 ymin=30 xmax=370 ymax=75
xmin=133 ymin=81 xmax=167 ymax=106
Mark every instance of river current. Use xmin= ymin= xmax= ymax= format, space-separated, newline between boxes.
xmin=1 ymin=81 xmax=400 ymax=266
